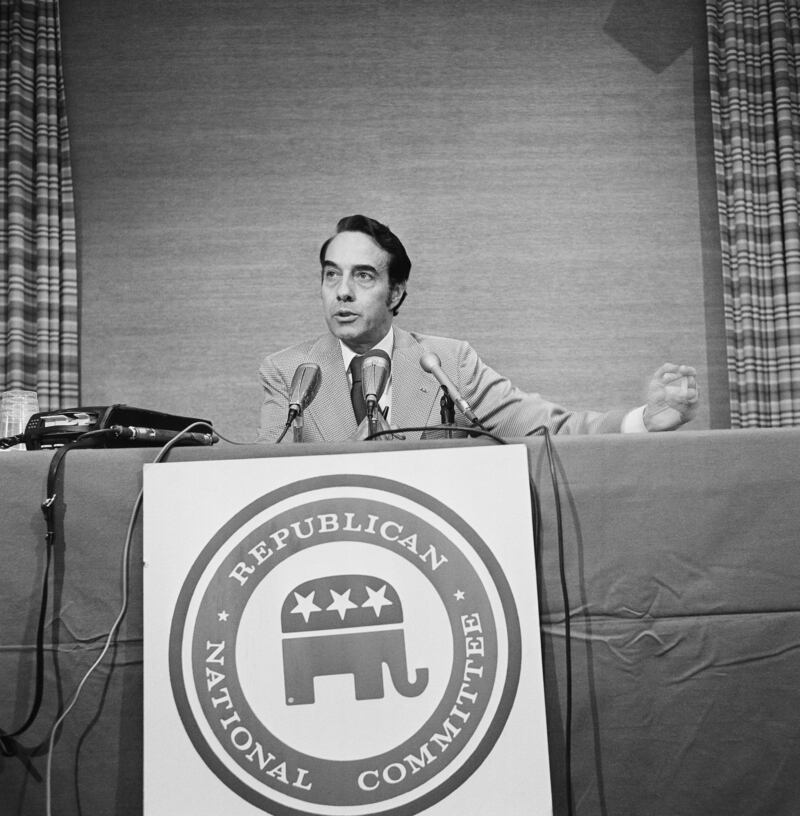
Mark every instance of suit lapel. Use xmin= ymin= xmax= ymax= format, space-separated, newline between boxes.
xmin=391 ymin=328 xmax=440 ymax=439
xmin=305 ymin=334 xmax=358 ymax=441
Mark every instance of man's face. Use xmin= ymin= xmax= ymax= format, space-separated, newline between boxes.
xmin=320 ymin=231 xmax=404 ymax=354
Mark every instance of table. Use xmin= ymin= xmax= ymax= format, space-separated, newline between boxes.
xmin=2 ymin=430 xmax=799 ymax=815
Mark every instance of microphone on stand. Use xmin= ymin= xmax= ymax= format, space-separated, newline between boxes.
xmin=287 ymin=363 xmax=322 ymax=423
xmin=277 ymin=363 xmax=321 ymax=443
xmin=360 ymin=350 xmax=391 ymax=420
xmin=419 ymin=351 xmax=484 ymax=428
xmin=439 ymin=389 xmax=456 ymax=438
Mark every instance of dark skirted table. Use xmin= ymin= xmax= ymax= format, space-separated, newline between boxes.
xmin=1 ymin=429 xmax=799 ymax=815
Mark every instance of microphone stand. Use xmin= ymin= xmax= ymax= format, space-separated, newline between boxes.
xmin=292 ymin=411 xmax=304 ymax=442
xmin=440 ymin=387 xmax=455 ymax=438
xmin=366 ymin=401 xmax=381 ymax=440
xmin=351 ymin=408 xmax=398 ymax=441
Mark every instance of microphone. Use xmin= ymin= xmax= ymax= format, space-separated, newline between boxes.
xmin=361 ymin=350 xmax=391 ymax=418
xmin=110 ymin=425 xmax=217 ymax=445
xmin=287 ymin=363 xmax=322 ymax=423
xmin=419 ymin=351 xmax=482 ymax=427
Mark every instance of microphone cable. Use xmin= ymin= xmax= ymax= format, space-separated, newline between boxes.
xmin=364 ymin=424 xmax=506 ymax=445
xmin=275 ymin=421 xmax=292 ymax=444
xmin=1 ymin=432 xmax=27 ymax=449
xmin=525 ymin=424 xmax=574 ymax=816
xmin=0 ymin=420 xmax=249 ymax=798
xmin=43 ymin=421 xmax=216 ymax=816
xmin=1 ymin=420 xmax=234 ymax=756
xmin=367 ymin=420 xmax=574 ymax=816
xmin=0 ymin=428 xmax=115 ymax=759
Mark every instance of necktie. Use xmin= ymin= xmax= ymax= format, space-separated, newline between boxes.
xmin=349 ymin=355 xmax=367 ymax=424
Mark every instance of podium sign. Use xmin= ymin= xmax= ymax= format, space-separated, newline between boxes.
xmin=143 ymin=445 xmax=551 ymax=815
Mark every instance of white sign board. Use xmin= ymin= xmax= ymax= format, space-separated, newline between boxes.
xmin=143 ymin=445 xmax=552 ymax=815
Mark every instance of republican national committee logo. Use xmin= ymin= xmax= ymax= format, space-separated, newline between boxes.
xmin=170 ymin=474 xmax=522 ymax=816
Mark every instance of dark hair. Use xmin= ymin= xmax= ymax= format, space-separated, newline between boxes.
xmin=319 ymin=214 xmax=411 ymax=314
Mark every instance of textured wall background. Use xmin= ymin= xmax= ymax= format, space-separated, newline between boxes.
xmin=60 ymin=0 xmax=727 ymax=439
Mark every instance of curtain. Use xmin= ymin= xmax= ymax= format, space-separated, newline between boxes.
xmin=707 ymin=0 xmax=800 ymax=427
xmin=0 ymin=0 xmax=78 ymax=410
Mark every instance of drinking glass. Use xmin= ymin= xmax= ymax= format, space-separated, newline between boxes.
xmin=0 ymin=389 xmax=40 ymax=451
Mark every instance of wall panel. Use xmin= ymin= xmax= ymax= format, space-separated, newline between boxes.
xmin=60 ymin=0 xmax=726 ymax=439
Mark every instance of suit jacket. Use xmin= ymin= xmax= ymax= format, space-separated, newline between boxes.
xmin=257 ymin=327 xmax=626 ymax=442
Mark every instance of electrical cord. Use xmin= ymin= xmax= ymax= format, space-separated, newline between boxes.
xmin=43 ymin=421 xmax=214 ymax=816
xmin=367 ymin=419 xmax=574 ymax=816
xmin=204 ymin=428 xmax=251 ymax=445
xmin=525 ymin=425 xmax=573 ymax=816
xmin=0 ymin=432 xmax=27 ymax=449
xmin=364 ymin=423 xmax=507 ymax=445
xmin=45 ymin=487 xmax=139 ymax=816
xmin=0 ymin=429 xmax=115 ymax=758
xmin=0 ymin=544 xmax=51 ymax=755
xmin=1 ymin=422 xmax=245 ymax=785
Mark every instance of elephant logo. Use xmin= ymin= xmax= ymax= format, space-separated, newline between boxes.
xmin=281 ymin=574 xmax=429 ymax=705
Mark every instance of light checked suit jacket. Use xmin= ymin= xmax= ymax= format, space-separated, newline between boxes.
xmin=257 ymin=328 xmax=626 ymax=443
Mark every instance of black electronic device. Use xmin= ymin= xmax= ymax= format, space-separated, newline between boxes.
xmin=23 ymin=405 xmax=215 ymax=449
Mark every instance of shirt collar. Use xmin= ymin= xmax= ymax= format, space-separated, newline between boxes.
xmin=339 ymin=326 xmax=394 ymax=371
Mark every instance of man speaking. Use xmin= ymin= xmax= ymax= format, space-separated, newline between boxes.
xmin=257 ymin=214 xmax=698 ymax=442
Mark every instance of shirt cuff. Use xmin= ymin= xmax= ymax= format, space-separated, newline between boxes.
xmin=621 ymin=405 xmax=648 ymax=433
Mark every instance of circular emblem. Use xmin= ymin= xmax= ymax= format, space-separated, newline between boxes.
xmin=170 ymin=475 xmax=521 ymax=815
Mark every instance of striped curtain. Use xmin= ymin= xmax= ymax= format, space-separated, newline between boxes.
xmin=0 ymin=0 xmax=78 ymax=410
xmin=707 ymin=0 xmax=800 ymax=427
